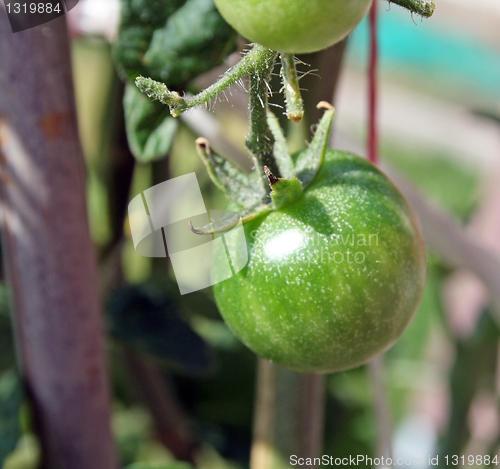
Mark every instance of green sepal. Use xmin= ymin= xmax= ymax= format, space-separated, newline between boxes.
xmin=268 ymin=176 xmax=303 ymax=210
xmin=123 ymin=83 xmax=179 ymax=163
xmin=267 ymin=111 xmax=294 ymax=178
xmin=196 ymin=138 xmax=265 ymax=207
xmin=189 ymin=203 xmax=272 ymax=235
xmin=294 ymin=103 xmax=335 ymax=187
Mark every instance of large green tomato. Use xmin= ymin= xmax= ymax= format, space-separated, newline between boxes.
xmin=212 ymin=149 xmax=426 ymax=373
xmin=213 ymin=0 xmax=373 ymax=54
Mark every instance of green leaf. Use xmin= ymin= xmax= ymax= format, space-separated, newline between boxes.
xmin=107 ymin=285 xmax=214 ymax=375
xmin=143 ymin=0 xmax=237 ymax=87
xmin=196 ymin=138 xmax=265 ymax=207
xmin=294 ymin=103 xmax=335 ymax=187
xmin=0 ymin=371 xmax=22 ymax=467
xmin=113 ymin=0 xmax=185 ymax=82
xmin=113 ymin=0 xmax=236 ymax=87
xmin=124 ymin=83 xmax=178 ymax=163
xmin=267 ymin=111 xmax=294 ymax=179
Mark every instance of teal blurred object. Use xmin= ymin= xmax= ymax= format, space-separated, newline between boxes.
xmin=348 ymin=8 xmax=500 ymax=100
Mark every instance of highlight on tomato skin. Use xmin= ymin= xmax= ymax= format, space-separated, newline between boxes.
xmin=213 ymin=0 xmax=374 ymax=54
xmin=212 ymin=149 xmax=427 ymax=374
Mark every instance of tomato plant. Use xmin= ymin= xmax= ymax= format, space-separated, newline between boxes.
xmin=136 ymin=16 xmax=430 ymax=374
xmin=213 ymin=0 xmax=373 ymax=53
xmin=212 ymin=149 xmax=426 ymax=373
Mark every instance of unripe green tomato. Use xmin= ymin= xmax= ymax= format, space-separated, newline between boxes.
xmin=213 ymin=0 xmax=373 ymax=54
xmin=212 ymin=150 xmax=426 ymax=373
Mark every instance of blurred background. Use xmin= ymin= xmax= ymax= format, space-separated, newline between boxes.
xmin=1 ymin=0 xmax=500 ymax=467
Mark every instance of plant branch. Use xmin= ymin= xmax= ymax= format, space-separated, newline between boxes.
xmin=250 ymin=360 xmax=325 ymax=469
xmin=245 ymin=50 xmax=280 ymax=183
xmin=0 ymin=15 xmax=117 ymax=469
xmin=123 ymin=348 xmax=200 ymax=463
xmin=386 ymin=0 xmax=436 ymax=18
xmin=136 ymin=45 xmax=277 ymax=117
xmin=368 ymin=356 xmax=393 ymax=465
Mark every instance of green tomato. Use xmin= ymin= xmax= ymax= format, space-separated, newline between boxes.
xmin=213 ymin=0 xmax=373 ymax=54
xmin=212 ymin=149 xmax=426 ymax=373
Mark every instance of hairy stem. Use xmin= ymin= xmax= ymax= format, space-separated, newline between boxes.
xmin=280 ymin=54 xmax=304 ymax=123
xmin=124 ymin=349 xmax=200 ymax=463
xmin=245 ymin=50 xmax=280 ymax=186
xmin=386 ymin=0 xmax=436 ymax=18
xmin=136 ymin=45 xmax=277 ymax=117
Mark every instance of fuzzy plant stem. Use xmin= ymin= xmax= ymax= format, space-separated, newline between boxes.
xmin=385 ymin=0 xmax=435 ymax=17
xmin=245 ymin=50 xmax=281 ymax=185
xmin=280 ymin=54 xmax=304 ymax=123
xmin=136 ymin=44 xmax=278 ymax=117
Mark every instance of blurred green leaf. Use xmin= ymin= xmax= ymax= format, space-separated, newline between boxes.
xmin=0 ymin=284 xmax=15 ymax=373
xmin=113 ymin=0 xmax=236 ymax=87
xmin=107 ymin=285 xmax=214 ymax=375
xmin=439 ymin=308 xmax=500 ymax=457
xmin=124 ymin=83 xmax=179 ymax=163
xmin=143 ymin=0 xmax=237 ymax=87
xmin=325 ymin=368 xmax=374 ymax=459
xmin=124 ymin=463 xmax=193 ymax=469
xmin=387 ymin=263 xmax=442 ymax=361
xmin=113 ymin=0 xmax=186 ymax=82
xmin=113 ymin=407 xmax=152 ymax=467
xmin=0 ymin=371 xmax=23 ymax=467
xmin=383 ymin=144 xmax=479 ymax=219
xmin=114 ymin=0 xmax=236 ymax=163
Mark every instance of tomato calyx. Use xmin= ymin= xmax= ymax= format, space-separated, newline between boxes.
xmin=135 ymin=45 xmax=337 ymax=237
xmin=189 ymin=102 xmax=335 ymax=235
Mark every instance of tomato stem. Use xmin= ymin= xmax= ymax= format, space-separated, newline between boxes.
xmin=280 ymin=54 xmax=304 ymax=123
xmin=385 ymin=0 xmax=435 ymax=17
xmin=135 ymin=44 xmax=277 ymax=118
xmin=245 ymin=50 xmax=282 ymax=186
